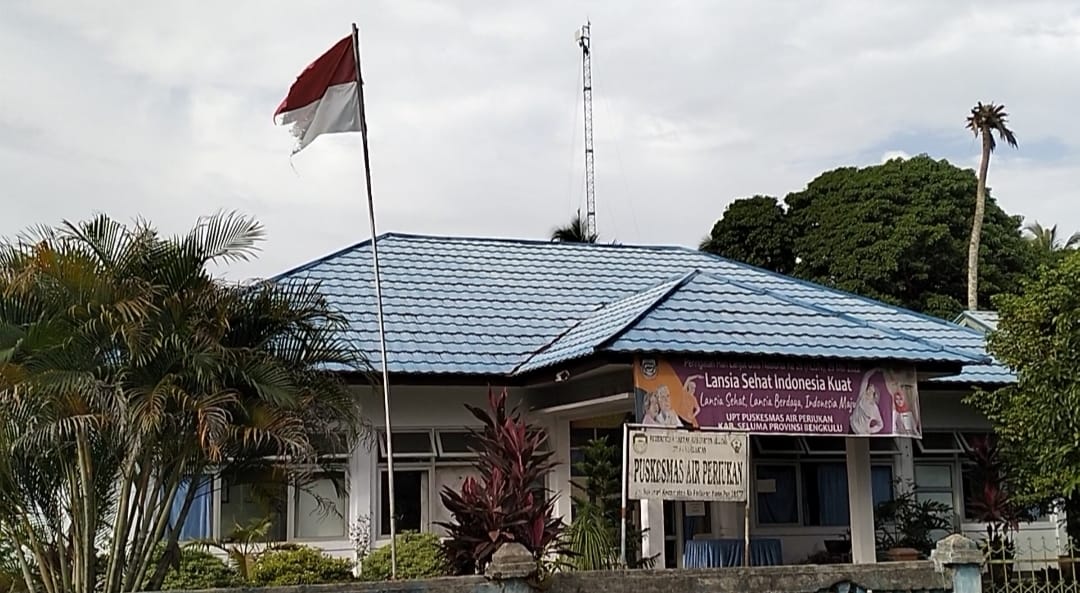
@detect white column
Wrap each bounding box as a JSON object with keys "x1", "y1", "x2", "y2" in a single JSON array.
[
  {"x1": 641, "y1": 498, "x2": 666, "y2": 567},
  {"x1": 896, "y1": 437, "x2": 915, "y2": 495},
  {"x1": 846, "y1": 437, "x2": 876, "y2": 564},
  {"x1": 549, "y1": 416, "x2": 573, "y2": 524}
]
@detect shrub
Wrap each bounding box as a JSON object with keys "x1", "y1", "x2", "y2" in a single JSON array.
[
  {"x1": 361, "y1": 532, "x2": 449, "y2": 581},
  {"x1": 250, "y1": 546, "x2": 353, "y2": 587},
  {"x1": 438, "y1": 389, "x2": 563, "y2": 575},
  {"x1": 161, "y1": 549, "x2": 240, "y2": 591}
]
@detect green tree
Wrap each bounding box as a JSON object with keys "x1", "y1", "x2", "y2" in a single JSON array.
[
  {"x1": 0, "y1": 213, "x2": 368, "y2": 593},
  {"x1": 699, "y1": 196, "x2": 795, "y2": 274},
  {"x1": 783, "y1": 155, "x2": 1034, "y2": 318},
  {"x1": 966, "y1": 102, "x2": 1018, "y2": 310},
  {"x1": 551, "y1": 210, "x2": 598, "y2": 243},
  {"x1": 970, "y1": 251, "x2": 1080, "y2": 539}
]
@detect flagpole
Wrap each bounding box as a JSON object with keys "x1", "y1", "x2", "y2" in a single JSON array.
[{"x1": 351, "y1": 22, "x2": 397, "y2": 580}]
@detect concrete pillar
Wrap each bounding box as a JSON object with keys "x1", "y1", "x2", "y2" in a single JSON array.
[
  {"x1": 548, "y1": 416, "x2": 573, "y2": 523},
  {"x1": 641, "y1": 498, "x2": 666, "y2": 567},
  {"x1": 896, "y1": 437, "x2": 915, "y2": 495},
  {"x1": 846, "y1": 437, "x2": 876, "y2": 564},
  {"x1": 931, "y1": 534, "x2": 985, "y2": 593}
]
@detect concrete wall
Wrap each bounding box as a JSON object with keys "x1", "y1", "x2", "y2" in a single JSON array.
[{"x1": 153, "y1": 561, "x2": 950, "y2": 593}]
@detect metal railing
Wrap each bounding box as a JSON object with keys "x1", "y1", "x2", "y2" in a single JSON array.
[{"x1": 984, "y1": 538, "x2": 1080, "y2": 593}]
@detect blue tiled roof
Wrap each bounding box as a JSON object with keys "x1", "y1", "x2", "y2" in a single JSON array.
[
  {"x1": 513, "y1": 274, "x2": 689, "y2": 374},
  {"x1": 925, "y1": 310, "x2": 1012, "y2": 386},
  {"x1": 604, "y1": 272, "x2": 982, "y2": 363},
  {"x1": 274, "y1": 233, "x2": 993, "y2": 377}
]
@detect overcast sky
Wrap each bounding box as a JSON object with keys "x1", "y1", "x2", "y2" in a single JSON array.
[{"x1": 3, "y1": 0, "x2": 1078, "y2": 279}]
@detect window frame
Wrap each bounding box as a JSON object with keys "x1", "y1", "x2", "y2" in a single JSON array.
[
  {"x1": 754, "y1": 462, "x2": 802, "y2": 527},
  {"x1": 376, "y1": 465, "x2": 432, "y2": 539},
  {"x1": 289, "y1": 467, "x2": 350, "y2": 541},
  {"x1": 752, "y1": 458, "x2": 898, "y2": 529},
  {"x1": 378, "y1": 429, "x2": 437, "y2": 459}
]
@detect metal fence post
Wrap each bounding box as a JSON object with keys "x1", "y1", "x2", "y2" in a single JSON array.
[{"x1": 932, "y1": 534, "x2": 985, "y2": 593}]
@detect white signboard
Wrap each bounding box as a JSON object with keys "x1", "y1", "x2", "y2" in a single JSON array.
[{"x1": 628, "y1": 428, "x2": 748, "y2": 502}]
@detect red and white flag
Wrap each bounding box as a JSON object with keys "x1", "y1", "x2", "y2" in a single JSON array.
[{"x1": 274, "y1": 35, "x2": 362, "y2": 154}]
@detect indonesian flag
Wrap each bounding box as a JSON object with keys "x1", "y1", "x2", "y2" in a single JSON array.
[{"x1": 274, "y1": 35, "x2": 362, "y2": 154}]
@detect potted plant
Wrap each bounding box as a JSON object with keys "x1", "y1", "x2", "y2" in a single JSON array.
[{"x1": 874, "y1": 490, "x2": 953, "y2": 561}]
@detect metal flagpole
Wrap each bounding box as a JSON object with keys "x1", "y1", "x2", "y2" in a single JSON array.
[
  {"x1": 743, "y1": 439, "x2": 752, "y2": 567},
  {"x1": 619, "y1": 422, "x2": 629, "y2": 567},
  {"x1": 351, "y1": 22, "x2": 397, "y2": 579}
]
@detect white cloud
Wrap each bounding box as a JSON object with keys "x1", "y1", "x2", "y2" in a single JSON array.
[{"x1": 3, "y1": 0, "x2": 1079, "y2": 278}]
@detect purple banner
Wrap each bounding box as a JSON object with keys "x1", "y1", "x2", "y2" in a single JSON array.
[{"x1": 633, "y1": 357, "x2": 921, "y2": 437}]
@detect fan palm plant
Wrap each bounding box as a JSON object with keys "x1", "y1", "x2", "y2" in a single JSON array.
[
  {"x1": 965, "y1": 102, "x2": 1018, "y2": 310},
  {"x1": 0, "y1": 212, "x2": 369, "y2": 593}
]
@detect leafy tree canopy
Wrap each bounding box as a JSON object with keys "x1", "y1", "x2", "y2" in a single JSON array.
[
  {"x1": 700, "y1": 155, "x2": 1037, "y2": 318},
  {"x1": 0, "y1": 213, "x2": 369, "y2": 593},
  {"x1": 699, "y1": 195, "x2": 794, "y2": 274},
  {"x1": 972, "y1": 251, "x2": 1080, "y2": 510}
]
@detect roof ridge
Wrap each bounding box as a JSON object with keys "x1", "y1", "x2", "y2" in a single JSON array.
[
  {"x1": 509, "y1": 271, "x2": 694, "y2": 375},
  {"x1": 692, "y1": 271, "x2": 988, "y2": 364}
]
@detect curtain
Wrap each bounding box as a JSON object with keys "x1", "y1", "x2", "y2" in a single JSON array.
[
  {"x1": 757, "y1": 466, "x2": 798, "y2": 524},
  {"x1": 169, "y1": 476, "x2": 212, "y2": 540},
  {"x1": 816, "y1": 463, "x2": 850, "y2": 526},
  {"x1": 871, "y1": 466, "x2": 894, "y2": 507}
]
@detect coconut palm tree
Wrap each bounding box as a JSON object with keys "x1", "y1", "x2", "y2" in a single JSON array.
[
  {"x1": 0, "y1": 213, "x2": 368, "y2": 593},
  {"x1": 966, "y1": 102, "x2": 1018, "y2": 310},
  {"x1": 550, "y1": 210, "x2": 598, "y2": 243},
  {"x1": 1023, "y1": 221, "x2": 1080, "y2": 254}
]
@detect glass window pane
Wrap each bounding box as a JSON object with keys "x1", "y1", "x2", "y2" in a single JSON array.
[
  {"x1": 802, "y1": 463, "x2": 849, "y2": 527},
  {"x1": 380, "y1": 470, "x2": 425, "y2": 536},
  {"x1": 871, "y1": 465, "x2": 894, "y2": 507},
  {"x1": 220, "y1": 469, "x2": 287, "y2": 542},
  {"x1": 294, "y1": 473, "x2": 347, "y2": 539},
  {"x1": 917, "y1": 491, "x2": 954, "y2": 511},
  {"x1": 388, "y1": 431, "x2": 434, "y2": 455},
  {"x1": 570, "y1": 428, "x2": 596, "y2": 448},
  {"x1": 756, "y1": 465, "x2": 798, "y2": 524},
  {"x1": 569, "y1": 448, "x2": 586, "y2": 477},
  {"x1": 917, "y1": 432, "x2": 961, "y2": 453},
  {"x1": 169, "y1": 476, "x2": 213, "y2": 541},
  {"x1": 915, "y1": 465, "x2": 953, "y2": 489},
  {"x1": 804, "y1": 437, "x2": 846, "y2": 453},
  {"x1": 438, "y1": 431, "x2": 480, "y2": 456}
]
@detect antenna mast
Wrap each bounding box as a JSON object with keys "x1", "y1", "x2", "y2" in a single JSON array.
[{"x1": 578, "y1": 21, "x2": 597, "y2": 238}]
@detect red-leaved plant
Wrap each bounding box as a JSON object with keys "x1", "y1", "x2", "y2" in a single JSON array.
[{"x1": 437, "y1": 388, "x2": 564, "y2": 575}]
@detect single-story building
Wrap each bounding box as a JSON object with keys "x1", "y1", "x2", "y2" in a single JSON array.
[{"x1": 170, "y1": 233, "x2": 1060, "y2": 566}]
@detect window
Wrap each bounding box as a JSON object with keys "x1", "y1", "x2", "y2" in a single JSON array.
[
  {"x1": 437, "y1": 430, "x2": 481, "y2": 458},
  {"x1": 220, "y1": 469, "x2": 288, "y2": 542},
  {"x1": 380, "y1": 469, "x2": 428, "y2": 537},
  {"x1": 168, "y1": 476, "x2": 213, "y2": 540},
  {"x1": 916, "y1": 432, "x2": 964, "y2": 455},
  {"x1": 756, "y1": 462, "x2": 893, "y2": 527},
  {"x1": 757, "y1": 464, "x2": 799, "y2": 524},
  {"x1": 569, "y1": 427, "x2": 620, "y2": 478},
  {"x1": 914, "y1": 464, "x2": 955, "y2": 511},
  {"x1": 293, "y1": 471, "x2": 347, "y2": 539},
  {"x1": 186, "y1": 465, "x2": 350, "y2": 543},
  {"x1": 379, "y1": 431, "x2": 436, "y2": 458}
]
